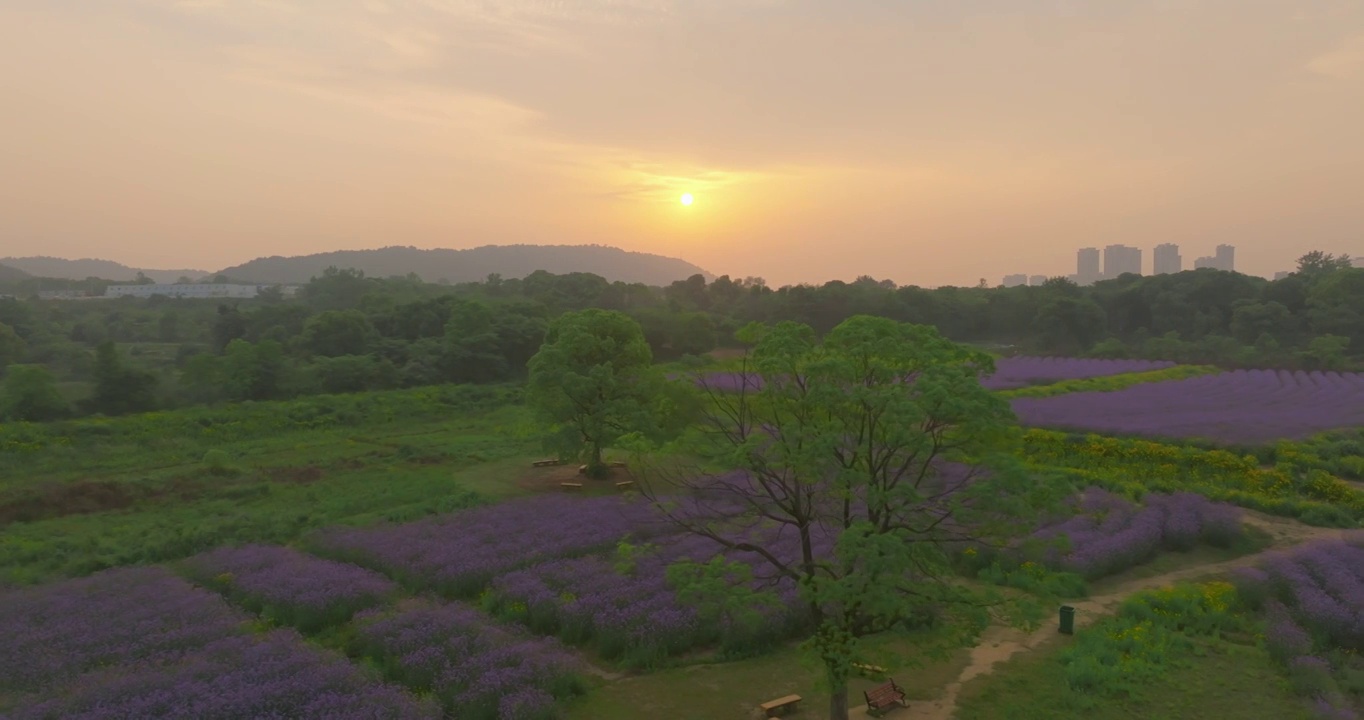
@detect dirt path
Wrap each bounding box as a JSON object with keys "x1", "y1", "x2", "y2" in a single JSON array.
[{"x1": 864, "y1": 511, "x2": 1350, "y2": 720}]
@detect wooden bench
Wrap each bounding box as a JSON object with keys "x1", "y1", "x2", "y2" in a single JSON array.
[
  {"x1": 609, "y1": 460, "x2": 627, "y2": 468},
  {"x1": 531, "y1": 459, "x2": 562, "y2": 467},
  {"x1": 758, "y1": 694, "x2": 801, "y2": 717},
  {"x1": 560, "y1": 482, "x2": 583, "y2": 491},
  {"x1": 864, "y1": 679, "x2": 906, "y2": 714},
  {"x1": 852, "y1": 662, "x2": 886, "y2": 676},
  {"x1": 614, "y1": 480, "x2": 634, "y2": 490}
]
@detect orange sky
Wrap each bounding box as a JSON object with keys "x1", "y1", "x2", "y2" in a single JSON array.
[{"x1": 1, "y1": 1, "x2": 1362, "y2": 286}]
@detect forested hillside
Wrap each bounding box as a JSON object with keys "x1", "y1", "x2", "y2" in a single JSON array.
[
  {"x1": 213, "y1": 244, "x2": 712, "y2": 286},
  {"x1": 0, "y1": 253, "x2": 1359, "y2": 422}
]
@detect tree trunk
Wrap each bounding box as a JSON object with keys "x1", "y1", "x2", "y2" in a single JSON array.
[
  {"x1": 828, "y1": 679, "x2": 850, "y2": 720},
  {"x1": 587, "y1": 442, "x2": 607, "y2": 479}
]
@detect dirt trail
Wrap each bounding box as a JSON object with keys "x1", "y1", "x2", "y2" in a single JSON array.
[{"x1": 862, "y1": 512, "x2": 1351, "y2": 720}]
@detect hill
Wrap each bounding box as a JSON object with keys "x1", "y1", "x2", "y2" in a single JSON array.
[
  {"x1": 0, "y1": 257, "x2": 207, "y2": 284},
  {"x1": 213, "y1": 244, "x2": 712, "y2": 286},
  {"x1": 0, "y1": 264, "x2": 31, "y2": 282}
]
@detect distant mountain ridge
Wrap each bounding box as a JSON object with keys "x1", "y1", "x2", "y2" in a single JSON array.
[
  {"x1": 0, "y1": 257, "x2": 207, "y2": 284},
  {"x1": 213, "y1": 245, "x2": 712, "y2": 286},
  {"x1": 0, "y1": 264, "x2": 31, "y2": 282}
]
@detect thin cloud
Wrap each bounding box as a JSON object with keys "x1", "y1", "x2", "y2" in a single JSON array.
[{"x1": 1305, "y1": 34, "x2": 1364, "y2": 79}]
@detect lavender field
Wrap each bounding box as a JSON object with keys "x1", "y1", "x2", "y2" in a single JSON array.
[
  {"x1": 0, "y1": 567, "x2": 436, "y2": 719},
  {"x1": 1028, "y1": 489, "x2": 1244, "y2": 579},
  {"x1": 1232, "y1": 536, "x2": 1364, "y2": 719},
  {"x1": 1012, "y1": 369, "x2": 1364, "y2": 444},
  {"x1": 180, "y1": 544, "x2": 399, "y2": 632},
  {"x1": 696, "y1": 356, "x2": 1176, "y2": 394}
]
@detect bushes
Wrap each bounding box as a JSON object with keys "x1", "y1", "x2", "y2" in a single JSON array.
[{"x1": 1060, "y1": 583, "x2": 1243, "y2": 698}]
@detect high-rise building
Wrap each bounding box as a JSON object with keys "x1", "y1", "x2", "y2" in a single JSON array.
[
  {"x1": 1153, "y1": 243, "x2": 1182, "y2": 274},
  {"x1": 1215, "y1": 244, "x2": 1235, "y2": 272},
  {"x1": 1076, "y1": 247, "x2": 1101, "y2": 285},
  {"x1": 1001, "y1": 274, "x2": 1028, "y2": 287},
  {"x1": 1274, "y1": 271, "x2": 1291, "y2": 281},
  {"x1": 1029, "y1": 275, "x2": 1048, "y2": 286},
  {"x1": 1194, "y1": 256, "x2": 1216, "y2": 269},
  {"x1": 1103, "y1": 244, "x2": 1142, "y2": 279}
]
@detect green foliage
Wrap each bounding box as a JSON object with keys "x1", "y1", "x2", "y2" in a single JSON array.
[
  {"x1": 201, "y1": 449, "x2": 236, "y2": 476},
  {"x1": 0, "y1": 322, "x2": 25, "y2": 369},
  {"x1": 643, "y1": 314, "x2": 1068, "y2": 713},
  {"x1": 527, "y1": 309, "x2": 658, "y2": 478},
  {"x1": 0, "y1": 364, "x2": 70, "y2": 422},
  {"x1": 85, "y1": 341, "x2": 157, "y2": 415},
  {"x1": 998, "y1": 364, "x2": 1219, "y2": 399},
  {"x1": 1061, "y1": 582, "x2": 1242, "y2": 700}
]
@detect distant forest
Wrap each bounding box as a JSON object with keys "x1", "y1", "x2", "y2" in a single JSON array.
[{"x1": 0, "y1": 251, "x2": 1359, "y2": 422}]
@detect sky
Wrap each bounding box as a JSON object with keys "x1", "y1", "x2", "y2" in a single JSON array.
[{"x1": 1, "y1": 1, "x2": 1362, "y2": 287}]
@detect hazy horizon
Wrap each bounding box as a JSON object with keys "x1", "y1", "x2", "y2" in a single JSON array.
[{"x1": 2, "y1": 1, "x2": 1362, "y2": 287}]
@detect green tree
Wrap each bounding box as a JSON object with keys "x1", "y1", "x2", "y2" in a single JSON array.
[
  {"x1": 222, "y1": 339, "x2": 287, "y2": 401},
  {"x1": 1299, "y1": 334, "x2": 1351, "y2": 371},
  {"x1": 87, "y1": 341, "x2": 158, "y2": 415},
  {"x1": 0, "y1": 322, "x2": 25, "y2": 370},
  {"x1": 302, "y1": 310, "x2": 376, "y2": 358},
  {"x1": 636, "y1": 316, "x2": 1061, "y2": 720},
  {"x1": 443, "y1": 300, "x2": 508, "y2": 382},
  {"x1": 1032, "y1": 296, "x2": 1107, "y2": 354},
  {"x1": 527, "y1": 309, "x2": 657, "y2": 478},
  {"x1": 0, "y1": 364, "x2": 70, "y2": 421}
]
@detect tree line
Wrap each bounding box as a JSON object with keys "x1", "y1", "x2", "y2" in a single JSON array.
[{"x1": 0, "y1": 252, "x2": 1359, "y2": 422}]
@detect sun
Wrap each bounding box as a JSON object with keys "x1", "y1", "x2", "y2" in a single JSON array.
[{"x1": 679, "y1": 193, "x2": 694, "y2": 206}]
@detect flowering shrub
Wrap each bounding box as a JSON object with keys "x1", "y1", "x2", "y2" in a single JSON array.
[
  {"x1": 5, "y1": 630, "x2": 440, "y2": 720},
  {"x1": 309, "y1": 494, "x2": 668, "y2": 598},
  {"x1": 0, "y1": 566, "x2": 247, "y2": 696},
  {"x1": 1233, "y1": 538, "x2": 1364, "y2": 717},
  {"x1": 349, "y1": 599, "x2": 586, "y2": 719},
  {"x1": 485, "y1": 532, "x2": 812, "y2": 666},
  {"x1": 181, "y1": 544, "x2": 398, "y2": 632},
  {"x1": 1011, "y1": 368, "x2": 1364, "y2": 445},
  {"x1": 1022, "y1": 430, "x2": 1364, "y2": 524},
  {"x1": 1061, "y1": 582, "x2": 1243, "y2": 697},
  {"x1": 1028, "y1": 489, "x2": 1244, "y2": 580}
]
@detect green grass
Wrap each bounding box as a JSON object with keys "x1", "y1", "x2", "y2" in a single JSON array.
[
  {"x1": 0, "y1": 386, "x2": 545, "y2": 586},
  {"x1": 564, "y1": 629, "x2": 969, "y2": 720},
  {"x1": 998, "y1": 364, "x2": 1219, "y2": 399},
  {"x1": 953, "y1": 633, "x2": 1312, "y2": 720}
]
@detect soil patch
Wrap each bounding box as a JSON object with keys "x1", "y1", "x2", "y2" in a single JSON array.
[
  {"x1": 0, "y1": 480, "x2": 136, "y2": 524},
  {"x1": 264, "y1": 465, "x2": 326, "y2": 484},
  {"x1": 517, "y1": 463, "x2": 637, "y2": 493}
]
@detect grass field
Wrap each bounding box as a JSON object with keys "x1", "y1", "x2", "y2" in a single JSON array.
[
  {"x1": 1, "y1": 379, "x2": 1354, "y2": 718},
  {"x1": 953, "y1": 633, "x2": 1312, "y2": 720}
]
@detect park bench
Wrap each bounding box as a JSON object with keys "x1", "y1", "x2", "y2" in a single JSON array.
[
  {"x1": 614, "y1": 480, "x2": 634, "y2": 490},
  {"x1": 531, "y1": 459, "x2": 562, "y2": 467},
  {"x1": 560, "y1": 482, "x2": 583, "y2": 491},
  {"x1": 609, "y1": 460, "x2": 627, "y2": 468},
  {"x1": 864, "y1": 679, "x2": 907, "y2": 714},
  {"x1": 852, "y1": 662, "x2": 886, "y2": 676},
  {"x1": 758, "y1": 694, "x2": 801, "y2": 717}
]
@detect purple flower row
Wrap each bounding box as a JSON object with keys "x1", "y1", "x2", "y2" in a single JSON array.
[
  {"x1": 487, "y1": 528, "x2": 818, "y2": 664},
  {"x1": 308, "y1": 495, "x2": 669, "y2": 598},
  {"x1": 349, "y1": 599, "x2": 586, "y2": 720},
  {"x1": 180, "y1": 544, "x2": 398, "y2": 632},
  {"x1": 0, "y1": 566, "x2": 248, "y2": 695},
  {"x1": 1233, "y1": 537, "x2": 1364, "y2": 652},
  {"x1": 1029, "y1": 489, "x2": 1244, "y2": 579},
  {"x1": 0, "y1": 567, "x2": 435, "y2": 719},
  {"x1": 1011, "y1": 369, "x2": 1364, "y2": 444},
  {"x1": 6, "y1": 630, "x2": 440, "y2": 720}
]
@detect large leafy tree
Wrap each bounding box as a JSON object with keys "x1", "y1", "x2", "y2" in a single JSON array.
[
  {"x1": 527, "y1": 309, "x2": 658, "y2": 478},
  {"x1": 636, "y1": 315, "x2": 1063, "y2": 720},
  {"x1": 87, "y1": 341, "x2": 158, "y2": 415},
  {"x1": 0, "y1": 364, "x2": 70, "y2": 422}
]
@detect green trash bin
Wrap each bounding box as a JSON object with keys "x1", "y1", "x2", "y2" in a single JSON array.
[{"x1": 1059, "y1": 605, "x2": 1076, "y2": 634}]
